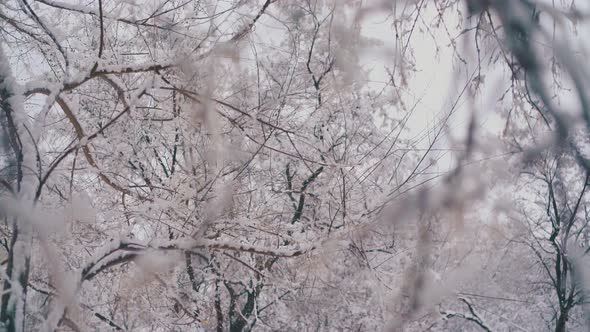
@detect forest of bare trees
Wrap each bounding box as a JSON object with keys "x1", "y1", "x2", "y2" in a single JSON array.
[{"x1": 2, "y1": 0, "x2": 590, "y2": 331}]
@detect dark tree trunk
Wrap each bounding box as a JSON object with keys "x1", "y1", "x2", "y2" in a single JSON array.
[{"x1": 555, "y1": 309, "x2": 569, "y2": 332}]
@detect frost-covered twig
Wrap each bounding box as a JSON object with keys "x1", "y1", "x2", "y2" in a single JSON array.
[{"x1": 441, "y1": 297, "x2": 493, "y2": 332}]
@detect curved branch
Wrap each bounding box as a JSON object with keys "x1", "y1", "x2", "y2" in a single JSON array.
[{"x1": 26, "y1": 89, "x2": 137, "y2": 200}]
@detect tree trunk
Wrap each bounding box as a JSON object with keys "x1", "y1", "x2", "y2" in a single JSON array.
[
  {"x1": 0, "y1": 43, "x2": 32, "y2": 332},
  {"x1": 555, "y1": 309, "x2": 569, "y2": 332}
]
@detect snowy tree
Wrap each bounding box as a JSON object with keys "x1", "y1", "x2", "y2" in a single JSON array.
[{"x1": 2, "y1": 0, "x2": 590, "y2": 331}]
